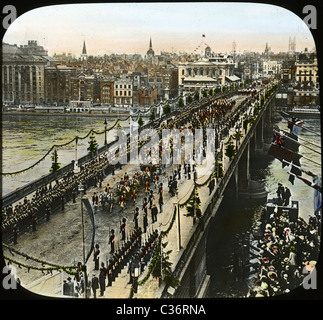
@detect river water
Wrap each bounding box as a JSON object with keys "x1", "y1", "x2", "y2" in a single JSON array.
[{"x1": 1, "y1": 114, "x2": 131, "y2": 197}]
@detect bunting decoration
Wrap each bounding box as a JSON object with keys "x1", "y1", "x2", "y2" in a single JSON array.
[{"x1": 268, "y1": 131, "x2": 302, "y2": 185}]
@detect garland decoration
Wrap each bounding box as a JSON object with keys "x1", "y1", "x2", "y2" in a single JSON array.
[
  {"x1": 3, "y1": 243, "x2": 78, "y2": 275},
  {"x1": 1, "y1": 119, "x2": 120, "y2": 176}
]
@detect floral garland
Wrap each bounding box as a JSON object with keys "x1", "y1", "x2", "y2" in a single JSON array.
[
  {"x1": 3, "y1": 243, "x2": 78, "y2": 275},
  {"x1": 1, "y1": 119, "x2": 120, "y2": 176},
  {"x1": 136, "y1": 206, "x2": 178, "y2": 287}
]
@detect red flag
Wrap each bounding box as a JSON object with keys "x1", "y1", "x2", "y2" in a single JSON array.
[
  {"x1": 268, "y1": 143, "x2": 294, "y2": 162},
  {"x1": 202, "y1": 34, "x2": 205, "y2": 37}
]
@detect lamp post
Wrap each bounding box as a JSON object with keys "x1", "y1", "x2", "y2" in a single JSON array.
[
  {"x1": 104, "y1": 118, "x2": 107, "y2": 147},
  {"x1": 78, "y1": 183, "x2": 88, "y2": 298}
]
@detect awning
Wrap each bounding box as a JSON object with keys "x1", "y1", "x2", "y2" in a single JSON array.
[{"x1": 225, "y1": 75, "x2": 240, "y2": 82}]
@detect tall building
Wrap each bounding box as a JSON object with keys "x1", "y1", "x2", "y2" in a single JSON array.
[
  {"x1": 288, "y1": 36, "x2": 296, "y2": 54},
  {"x1": 114, "y1": 78, "x2": 133, "y2": 107},
  {"x1": 177, "y1": 50, "x2": 235, "y2": 94},
  {"x1": 2, "y1": 42, "x2": 48, "y2": 105}
]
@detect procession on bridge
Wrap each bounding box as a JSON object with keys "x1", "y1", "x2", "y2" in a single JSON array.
[{"x1": 2, "y1": 79, "x2": 320, "y2": 299}]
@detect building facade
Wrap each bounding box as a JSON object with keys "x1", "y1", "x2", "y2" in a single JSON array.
[
  {"x1": 44, "y1": 65, "x2": 76, "y2": 105},
  {"x1": 114, "y1": 78, "x2": 133, "y2": 107},
  {"x1": 178, "y1": 53, "x2": 235, "y2": 94},
  {"x1": 2, "y1": 43, "x2": 47, "y2": 105}
]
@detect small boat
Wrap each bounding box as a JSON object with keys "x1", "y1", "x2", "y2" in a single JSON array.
[{"x1": 289, "y1": 106, "x2": 320, "y2": 119}]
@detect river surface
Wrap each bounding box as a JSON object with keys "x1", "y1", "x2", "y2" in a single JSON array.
[{"x1": 1, "y1": 114, "x2": 132, "y2": 197}]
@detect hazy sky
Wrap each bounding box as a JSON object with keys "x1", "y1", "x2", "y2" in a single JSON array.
[{"x1": 3, "y1": 2, "x2": 315, "y2": 56}]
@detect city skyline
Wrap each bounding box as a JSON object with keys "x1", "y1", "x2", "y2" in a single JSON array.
[{"x1": 3, "y1": 2, "x2": 316, "y2": 56}]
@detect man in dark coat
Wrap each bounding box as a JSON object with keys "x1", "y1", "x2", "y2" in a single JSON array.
[
  {"x1": 99, "y1": 262, "x2": 107, "y2": 297},
  {"x1": 283, "y1": 187, "x2": 291, "y2": 206},
  {"x1": 151, "y1": 204, "x2": 158, "y2": 223},
  {"x1": 120, "y1": 218, "x2": 126, "y2": 241},
  {"x1": 93, "y1": 244, "x2": 100, "y2": 271},
  {"x1": 133, "y1": 207, "x2": 139, "y2": 229},
  {"x1": 143, "y1": 212, "x2": 148, "y2": 233},
  {"x1": 109, "y1": 229, "x2": 115, "y2": 254},
  {"x1": 91, "y1": 274, "x2": 99, "y2": 298}
]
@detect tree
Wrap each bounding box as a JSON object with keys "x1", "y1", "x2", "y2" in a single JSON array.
[
  {"x1": 163, "y1": 103, "x2": 171, "y2": 115},
  {"x1": 87, "y1": 131, "x2": 98, "y2": 154},
  {"x1": 152, "y1": 241, "x2": 180, "y2": 288},
  {"x1": 243, "y1": 118, "x2": 249, "y2": 133},
  {"x1": 194, "y1": 91, "x2": 200, "y2": 101},
  {"x1": 138, "y1": 115, "x2": 144, "y2": 127},
  {"x1": 50, "y1": 149, "x2": 61, "y2": 173},
  {"x1": 225, "y1": 142, "x2": 236, "y2": 161},
  {"x1": 150, "y1": 109, "x2": 156, "y2": 121},
  {"x1": 187, "y1": 95, "x2": 193, "y2": 104},
  {"x1": 178, "y1": 97, "x2": 184, "y2": 108},
  {"x1": 208, "y1": 88, "x2": 214, "y2": 96},
  {"x1": 185, "y1": 188, "x2": 202, "y2": 219}
]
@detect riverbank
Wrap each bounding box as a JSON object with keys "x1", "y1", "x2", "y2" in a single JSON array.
[{"x1": 2, "y1": 111, "x2": 130, "y2": 118}]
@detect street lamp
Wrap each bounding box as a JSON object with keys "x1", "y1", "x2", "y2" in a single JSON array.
[
  {"x1": 104, "y1": 118, "x2": 107, "y2": 146},
  {"x1": 78, "y1": 183, "x2": 88, "y2": 298}
]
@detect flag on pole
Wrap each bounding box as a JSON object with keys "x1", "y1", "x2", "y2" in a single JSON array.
[
  {"x1": 268, "y1": 143, "x2": 294, "y2": 163},
  {"x1": 202, "y1": 34, "x2": 205, "y2": 37},
  {"x1": 292, "y1": 120, "x2": 304, "y2": 135},
  {"x1": 289, "y1": 173, "x2": 322, "y2": 193}
]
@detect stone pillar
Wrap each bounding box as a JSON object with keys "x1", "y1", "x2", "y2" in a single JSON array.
[
  {"x1": 255, "y1": 117, "x2": 264, "y2": 151},
  {"x1": 238, "y1": 142, "x2": 250, "y2": 191}
]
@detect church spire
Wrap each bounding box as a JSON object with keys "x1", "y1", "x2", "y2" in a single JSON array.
[
  {"x1": 146, "y1": 37, "x2": 155, "y2": 59},
  {"x1": 82, "y1": 40, "x2": 87, "y2": 55},
  {"x1": 81, "y1": 40, "x2": 87, "y2": 60}
]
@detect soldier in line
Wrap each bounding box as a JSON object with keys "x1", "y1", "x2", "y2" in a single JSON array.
[
  {"x1": 109, "y1": 229, "x2": 115, "y2": 254},
  {"x1": 133, "y1": 207, "x2": 139, "y2": 229},
  {"x1": 93, "y1": 243, "x2": 100, "y2": 271},
  {"x1": 120, "y1": 218, "x2": 126, "y2": 241},
  {"x1": 151, "y1": 204, "x2": 158, "y2": 223}
]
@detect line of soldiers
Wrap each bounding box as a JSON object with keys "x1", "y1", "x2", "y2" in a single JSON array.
[{"x1": 2, "y1": 153, "x2": 114, "y2": 243}]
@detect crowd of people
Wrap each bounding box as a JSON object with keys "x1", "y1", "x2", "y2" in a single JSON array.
[
  {"x1": 1, "y1": 154, "x2": 112, "y2": 242},
  {"x1": 248, "y1": 191, "x2": 321, "y2": 297}
]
